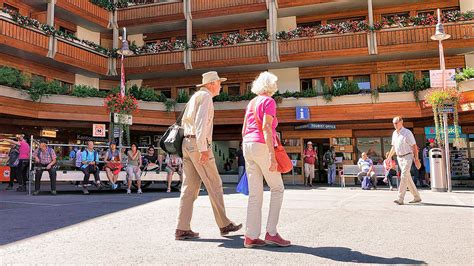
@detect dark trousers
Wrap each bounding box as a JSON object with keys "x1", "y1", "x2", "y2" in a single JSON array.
[
  {"x1": 35, "y1": 166, "x2": 57, "y2": 191},
  {"x1": 82, "y1": 166, "x2": 100, "y2": 185},
  {"x1": 9, "y1": 166, "x2": 17, "y2": 186},
  {"x1": 16, "y1": 159, "x2": 29, "y2": 187},
  {"x1": 386, "y1": 169, "x2": 397, "y2": 187}
]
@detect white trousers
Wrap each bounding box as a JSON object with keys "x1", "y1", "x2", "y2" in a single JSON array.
[
  {"x1": 243, "y1": 142, "x2": 284, "y2": 239},
  {"x1": 397, "y1": 156, "x2": 421, "y2": 201}
]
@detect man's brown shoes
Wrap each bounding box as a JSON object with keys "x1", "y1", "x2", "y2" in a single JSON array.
[
  {"x1": 175, "y1": 229, "x2": 200, "y2": 240},
  {"x1": 220, "y1": 223, "x2": 243, "y2": 236}
]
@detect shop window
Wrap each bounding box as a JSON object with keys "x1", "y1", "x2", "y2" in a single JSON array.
[
  {"x1": 328, "y1": 17, "x2": 366, "y2": 24},
  {"x1": 3, "y1": 3, "x2": 19, "y2": 13},
  {"x1": 354, "y1": 75, "x2": 371, "y2": 92},
  {"x1": 297, "y1": 21, "x2": 322, "y2": 28},
  {"x1": 227, "y1": 84, "x2": 240, "y2": 96},
  {"x1": 301, "y1": 78, "x2": 325, "y2": 94},
  {"x1": 156, "y1": 88, "x2": 171, "y2": 98},
  {"x1": 417, "y1": 10, "x2": 435, "y2": 17},
  {"x1": 245, "y1": 82, "x2": 253, "y2": 93},
  {"x1": 387, "y1": 73, "x2": 402, "y2": 86},
  {"x1": 208, "y1": 30, "x2": 239, "y2": 38},
  {"x1": 244, "y1": 28, "x2": 266, "y2": 34},
  {"x1": 31, "y1": 74, "x2": 46, "y2": 82},
  {"x1": 59, "y1": 26, "x2": 75, "y2": 36},
  {"x1": 332, "y1": 76, "x2": 348, "y2": 89},
  {"x1": 56, "y1": 80, "x2": 73, "y2": 91},
  {"x1": 356, "y1": 138, "x2": 383, "y2": 164},
  {"x1": 332, "y1": 137, "x2": 351, "y2": 146},
  {"x1": 382, "y1": 12, "x2": 410, "y2": 21}
]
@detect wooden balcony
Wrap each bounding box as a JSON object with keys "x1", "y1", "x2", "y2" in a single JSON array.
[
  {"x1": 377, "y1": 22, "x2": 474, "y2": 54},
  {"x1": 191, "y1": 0, "x2": 267, "y2": 19},
  {"x1": 192, "y1": 42, "x2": 268, "y2": 68},
  {"x1": 55, "y1": 0, "x2": 109, "y2": 29},
  {"x1": 117, "y1": 1, "x2": 184, "y2": 27},
  {"x1": 55, "y1": 39, "x2": 109, "y2": 75},
  {"x1": 0, "y1": 16, "x2": 49, "y2": 57},
  {"x1": 279, "y1": 32, "x2": 368, "y2": 62},
  {"x1": 123, "y1": 51, "x2": 185, "y2": 74}
]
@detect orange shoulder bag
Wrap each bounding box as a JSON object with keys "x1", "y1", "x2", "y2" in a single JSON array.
[{"x1": 250, "y1": 98, "x2": 293, "y2": 174}]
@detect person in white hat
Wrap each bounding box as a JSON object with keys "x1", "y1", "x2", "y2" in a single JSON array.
[
  {"x1": 175, "y1": 71, "x2": 242, "y2": 240},
  {"x1": 303, "y1": 141, "x2": 317, "y2": 187}
]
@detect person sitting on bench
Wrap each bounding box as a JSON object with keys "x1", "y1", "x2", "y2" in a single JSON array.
[
  {"x1": 357, "y1": 152, "x2": 377, "y2": 189},
  {"x1": 81, "y1": 141, "x2": 102, "y2": 194},
  {"x1": 33, "y1": 138, "x2": 57, "y2": 195}
]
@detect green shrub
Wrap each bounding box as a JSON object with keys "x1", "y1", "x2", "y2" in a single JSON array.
[
  {"x1": 72, "y1": 85, "x2": 107, "y2": 98},
  {"x1": 455, "y1": 67, "x2": 474, "y2": 82},
  {"x1": 176, "y1": 90, "x2": 190, "y2": 103},
  {"x1": 332, "y1": 80, "x2": 360, "y2": 96},
  {"x1": 214, "y1": 92, "x2": 230, "y2": 102},
  {"x1": 0, "y1": 67, "x2": 26, "y2": 89}
]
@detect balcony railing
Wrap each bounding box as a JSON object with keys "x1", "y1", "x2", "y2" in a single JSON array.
[
  {"x1": 56, "y1": 0, "x2": 109, "y2": 27},
  {"x1": 55, "y1": 39, "x2": 109, "y2": 75},
  {"x1": 279, "y1": 32, "x2": 368, "y2": 57},
  {"x1": 0, "y1": 17, "x2": 49, "y2": 55},
  {"x1": 117, "y1": 1, "x2": 184, "y2": 25},
  {"x1": 377, "y1": 22, "x2": 474, "y2": 47},
  {"x1": 191, "y1": 0, "x2": 266, "y2": 12},
  {"x1": 192, "y1": 42, "x2": 267, "y2": 64},
  {"x1": 124, "y1": 51, "x2": 184, "y2": 73}
]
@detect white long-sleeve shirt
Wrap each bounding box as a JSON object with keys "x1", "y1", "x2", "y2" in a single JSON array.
[{"x1": 181, "y1": 88, "x2": 214, "y2": 152}]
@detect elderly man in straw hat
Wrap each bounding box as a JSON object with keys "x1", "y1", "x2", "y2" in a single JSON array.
[{"x1": 175, "y1": 71, "x2": 242, "y2": 240}]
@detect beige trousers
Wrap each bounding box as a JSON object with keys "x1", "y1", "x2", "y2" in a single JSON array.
[
  {"x1": 397, "y1": 155, "x2": 421, "y2": 201},
  {"x1": 243, "y1": 142, "x2": 284, "y2": 239},
  {"x1": 176, "y1": 138, "x2": 232, "y2": 230},
  {"x1": 304, "y1": 163, "x2": 315, "y2": 181}
]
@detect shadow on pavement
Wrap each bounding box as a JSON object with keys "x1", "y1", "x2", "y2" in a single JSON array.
[
  {"x1": 193, "y1": 236, "x2": 426, "y2": 264},
  {"x1": 420, "y1": 202, "x2": 474, "y2": 209}
]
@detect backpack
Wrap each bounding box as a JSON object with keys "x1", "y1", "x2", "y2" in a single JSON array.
[
  {"x1": 8, "y1": 147, "x2": 20, "y2": 167},
  {"x1": 361, "y1": 175, "x2": 372, "y2": 190},
  {"x1": 324, "y1": 151, "x2": 334, "y2": 165}
]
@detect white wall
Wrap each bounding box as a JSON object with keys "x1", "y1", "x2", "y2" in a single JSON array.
[
  {"x1": 268, "y1": 67, "x2": 300, "y2": 93},
  {"x1": 460, "y1": 0, "x2": 474, "y2": 12},
  {"x1": 127, "y1": 79, "x2": 143, "y2": 88},
  {"x1": 76, "y1": 26, "x2": 100, "y2": 45},
  {"x1": 75, "y1": 74, "x2": 99, "y2": 88},
  {"x1": 128, "y1": 34, "x2": 144, "y2": 47},
  {"x1": 277, "y1": 16, "x2": 297, "y2": 32},
  {"x1": 465, "y1": 54, "x2": 474, "y2": 68}
]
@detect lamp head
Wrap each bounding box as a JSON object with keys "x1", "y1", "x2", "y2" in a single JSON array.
[
  {"x1": 117, "y1": 39, "x2": 134, "y2": 56},
  {"x1": 431, "y1": 8, "x2": 451, "y2": 41}
]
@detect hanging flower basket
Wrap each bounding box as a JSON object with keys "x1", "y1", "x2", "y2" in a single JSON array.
[
  {"x1": 424, "y1": 88, "x2": 462, "y2": 146},
  {"x1": 104, "y1": 93, "x2": 139, "y2": 115}
]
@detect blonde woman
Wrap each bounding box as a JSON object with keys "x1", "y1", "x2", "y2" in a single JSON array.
[{"x1": 241, "y1": 72, "x2": 290, "y2": 248}]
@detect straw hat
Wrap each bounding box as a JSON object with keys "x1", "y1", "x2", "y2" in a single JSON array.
[{"x1": 196, "y1": 71, "x2": 227, "y2": 87}]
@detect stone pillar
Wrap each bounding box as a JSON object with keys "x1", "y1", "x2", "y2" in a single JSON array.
[
  {"x1": 46, "y1": 0, "x2": 56, "y2": 58},
  {"x1": 266, "y1": 0, "x2": 279, "y2": 63},
  {"x1": 367, "y1": 0, "x2": 378, "y2": 55},
  {"x1": 184, "y1": 0, "x2": 193, "y2": 70}
]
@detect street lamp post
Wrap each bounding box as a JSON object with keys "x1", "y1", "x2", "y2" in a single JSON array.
[
  {"x1": 431, "y1": 9, "x2": 452, "y2": 192},
  {"x1": 115, "y1": 27, "x2": 133, "y2": 150}
]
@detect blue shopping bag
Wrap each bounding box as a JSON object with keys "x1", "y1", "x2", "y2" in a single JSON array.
[{"x1": 236, "y1": 172, "x2": 249, "y2": 196}]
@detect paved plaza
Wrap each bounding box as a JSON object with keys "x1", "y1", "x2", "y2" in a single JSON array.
[{"x1": 1, "y1": 185, "x2": 473, "y2": 265}]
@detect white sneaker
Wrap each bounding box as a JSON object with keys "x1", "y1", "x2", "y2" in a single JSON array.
[
  {"x1": 137, "y1": 189, "x2": 142, "y2": 194},
  {"x1": 126, "y1": 189, "x2": 131, "y2": 194}
]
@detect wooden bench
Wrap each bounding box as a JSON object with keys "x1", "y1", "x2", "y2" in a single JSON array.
[{"x1": 341, "y1": 165, "x2": 398, "y2": 188}]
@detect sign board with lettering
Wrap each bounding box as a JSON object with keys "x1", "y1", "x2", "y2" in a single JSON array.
[
  {"x1": 429, "y1": 69, "x2": 456, "y2": 88},
  {"x1": 295, "y1": 123, "x2": 336, "y2": 130},
  {"x1": 40, "y1": 130, "x2": 57, "y2": 138},
  {"x1": 114, "y1": 113, "x2": 133, "y2": 125},
  {"x1": 296, "y1": 106, "x2": 310, "y2": 120},
  {"x1": 93, "y1": 124, "x2": 106, "y2": 137}
]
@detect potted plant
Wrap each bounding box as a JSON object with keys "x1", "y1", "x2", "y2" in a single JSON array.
[{"x1": 424, "y1": 87, "x2": 462, "y2": 145}]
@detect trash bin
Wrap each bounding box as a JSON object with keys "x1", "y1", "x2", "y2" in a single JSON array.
[{"x1": 429, "y1": 148, "x2": 447, "y2": 192}]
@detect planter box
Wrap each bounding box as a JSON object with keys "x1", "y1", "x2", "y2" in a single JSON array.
[{"x1": 459, "y1": 79, "x2": 474, "y2": 91}]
